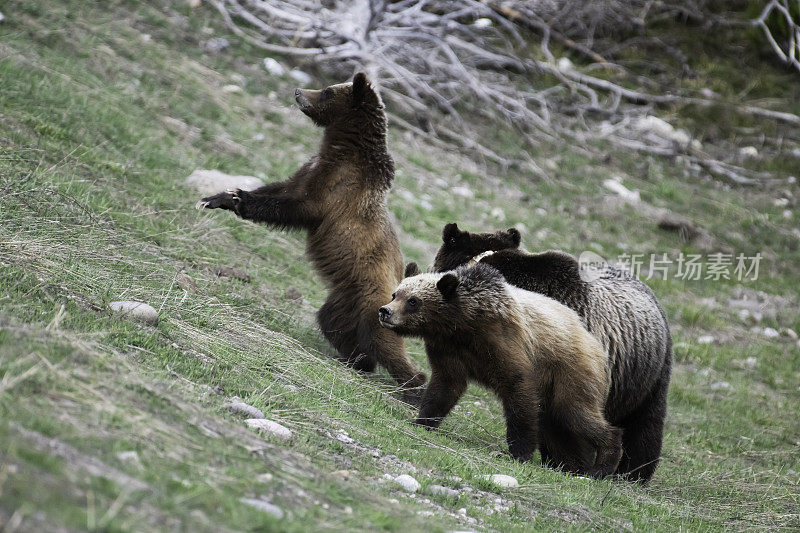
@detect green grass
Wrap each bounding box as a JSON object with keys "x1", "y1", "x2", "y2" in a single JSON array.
[{"x1": 1, "y1": 0, "x2": 799, "y2": 531}]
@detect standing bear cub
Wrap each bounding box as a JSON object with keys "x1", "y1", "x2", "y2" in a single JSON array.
[
  {"x1": 379, "y1": 262, "x2": 623, "y2": 478},
  {"x1": 197, "y1": 73, "x2": 426, "y2": 403},
  {"x1": 434, "y1": 223, "x2": 672, "y2": 482}
]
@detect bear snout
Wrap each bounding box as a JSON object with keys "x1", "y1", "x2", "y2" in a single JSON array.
[{"x1": 378, "y1": 306, "x2": 392, "y2": 322}]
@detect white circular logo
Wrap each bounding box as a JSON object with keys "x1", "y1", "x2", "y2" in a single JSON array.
[{"x1": 578, "y1": 251, "x2": 608, "y2": 283}]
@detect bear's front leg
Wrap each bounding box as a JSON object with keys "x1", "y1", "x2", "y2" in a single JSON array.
[
  {"x1": 414, "y1": 364, "x2": 467, "y2": 429},
  {"x1": 196, "y1": 189, "x2": 239, "y2": 211}
]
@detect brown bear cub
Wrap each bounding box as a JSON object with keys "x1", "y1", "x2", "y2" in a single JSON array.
[
  {"x1": 379, "y1": 262, "x2": 623, "y2": 478},
  {"x1": 197, "y1": 73, "x2": 426, "y2": 403},
  {"x1": 434, "y1": 223, "x2": 672, "y2": 483}
]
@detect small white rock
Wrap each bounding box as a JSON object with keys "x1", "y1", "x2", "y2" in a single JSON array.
[
  {"x1": 0, "y1": 12, "x2": 6, "y2": 23},
  {"x1": 288, "y1": 69, "x2": 312, "y2": 85},
  {"x1": 481, "y1": 474, "x2": 519, "y2": 489},
  {"x1": 700, "y1": 88, "x2": 718, "y2": 99},
  {"x1": 784, "y1": 328, "x2": 798, "y2": 340},
  {"x1": 472, "y1": 17, "x2": 492, "y2": 28},
  {"x1": 740, "y1": 146, "x2": 759, "y2": 159},
  {"x1": 603, "y1": 178, "x2": 640, "y2": 203},
  {"x1": 763, "y1": 327, "x2": 780, "y2": 338},
  {"x1": 226, "y1": 401, "x2": 264, "y2": 419},
  {"x1": 783, "y1": 210, "x2": 792, "y2": 220},
  {"x1": 334, "y1": 430, "x2": 354, "y2": 444},
  {"x1": 490, "y1": 207, "x2": 506, "y2": 221},
  {"x1": 394, "y1": 474, "x2": 421, "y2": 493},
  {"x1": 245, "y1": 419, "x2": 292, "y2": 440},
  {"x1": 109, "y1": 301, "x2": 158, "y2": 325},
  {"x1": 697, "y1": 335, "x2": 715, "y2": 345},
  {"x1": 240, "y1": 498, "x2": 284, "y2": 519},
  {"x1": 262, "y1": 57, "x2": 285, "y2": 76},
  {"x1": 428, "y1": 484, "x2": 459, "y2": 498},
  {"x1": 452, "y1": 186, "x2": 474, "y2": 199},
  {"x1": 116, "y1": 451, "x2": 142, "y2": 470},
  {"x1": 222, "y1": 84, "x2": 242, "y2": 93},
  {"x1": 745, "y1": 356, "x2": 758, "y2": 370},
  {"x1": 557, "y1": 57, "x2": 573, "y2": 71},
  {"x1": 710, "y1": 381, "x2": 731, "y2": 390}
]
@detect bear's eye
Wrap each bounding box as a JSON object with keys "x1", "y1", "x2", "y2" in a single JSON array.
[
  {"x1": 391, "y1": 293, "x2": 396, "y2": 300},
  {"x1": 448, "y1": 237, "x2": 457, "y2": 245},
  {"x1": 320, "y1": 88, "x2": 333, "y2": 101},
  {"x1": 407, "y1": 297, "x2": 420, "y2": 309}
]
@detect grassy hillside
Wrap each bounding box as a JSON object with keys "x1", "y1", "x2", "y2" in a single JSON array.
[{"x1": 1, "y1": 1, "x2": 798, "y2": 531}]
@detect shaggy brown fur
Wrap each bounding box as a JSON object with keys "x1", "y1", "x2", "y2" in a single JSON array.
[
  {"x1": 433, "y1": 223, "x2": 672, "y2": 482},
  {"x1": 197, "y1": 73, "x2": 426, "y2": 402},
  {"x1": 379, "y1": 262, "x2": 623, "y2": 478}
]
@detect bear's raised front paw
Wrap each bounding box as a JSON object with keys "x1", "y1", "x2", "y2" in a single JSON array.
[{"x1": 196, "y1": 190, "x2": 239, "y2": 211}]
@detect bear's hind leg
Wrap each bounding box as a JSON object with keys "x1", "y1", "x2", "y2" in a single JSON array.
[
  {"x1": 318, "y1": 295, "x2": 377, "y2": 372},
  {"x1": 616, "y1": 369, "x2": 670, "y2": 483}
]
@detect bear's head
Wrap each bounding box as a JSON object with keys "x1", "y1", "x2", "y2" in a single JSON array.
[
  {"x1": 378, "y1": 261, "x2": 505, "y2": 337},
  {"x1": 433, "y1": 223, "x2": 521, "y2": 272},
  {"x1": 294, "y1": 72, "x2": 384, "y2": 128}
]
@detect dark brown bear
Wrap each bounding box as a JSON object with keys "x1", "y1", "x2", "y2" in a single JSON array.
[
  {"x1": 197, "y1": 73, "x2": 426, "y2": 402},
  {"x1": 433, "y1": 223, "x2": 672, "y2": 483},
  {"x1": 379, "y1": 262, "x2": 623, "y2": 478}
]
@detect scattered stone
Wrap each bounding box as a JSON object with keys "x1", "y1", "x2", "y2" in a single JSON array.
[
  {"x1": 187, "y1": 0, "x2": 201, "y2": 7},
  {"x1": 710, "y1": 381, "x2": 731, "y2": 390},
  {"x1": 284, "y1": 286, "x2": 303, "y2": 301},
  {"x1": 226, "y1": 401, "x2": 264, "y2": 419},
  {"x1": 116, "y1": 451, "x2": 143, "y2": 470},
  {"x1": 245, "y1": 419, "x2": 292, "y2": 440},
  {"x1": 214, "y1": 265, "x2": 250, "y2": 282},
  {"x1": 222, "y1": 84, "x2": 242, "y2": 93},
  {"x1": 490, "y1": 207, "x2": 506, "y2": 221},
  {"x1": 0, "y1": 12, "x2": 5, "y2": 23},
  {"x1": 481, "y1": 474, "x2": 519, "y2": 489},
  {"x1": 700, "y1": 88, "x2": 718, "y2": 98},
  {"x1": 456, "y1": 508, "x2": 467, "y2": 516},
  {"x1": 262, "y1": 57, "x2": 286, "y2": 76},
  {"x1": 428, "y1": 484, "x2": 459, "y2": 498},
  {"x1": 257, "y1": 473, "x2": 273, "y2": 483},
  {"x1": 288, "y1": 69, "x2": 312, "y2": 85},
  {"x1": 557, "y1": 57, "x2": 573, "y2": 71},
  {"x1": 635, "y1": 115, "x2": 690, "y2": 147},
  {"x1": 697, "y1": 335, "x2": 715, "y2": 345},
  {"x1": 394, "y1": 474, "x2": 421, "y2": 493},
  {"x1": 452, "y1": 186, "x2": 474, "y2": 199},
  {"x1": 472, "y1": 17, "x2": 492, "y2": 28},
  {"x1": 784, "y1": 328, "x2": 798, "y2": 340},
  {"x1": 740, "y1": 146, "x2": 759, "y2": 159},
  {"x1": 202, "y1": 37, "x2": 229, "y2": 53},
  {"x1": 745, "y1": 357, "x2": 758, "y2": 370},
  {"x1": 344, "y1": 506, "x2": 353, "y2": 514},
  {"x1": 176, "y1": 273, "x2": 197, "y2": 294},
  {"x1": 762, "y1": 327, "x2": 780, "y2": 338},
  {"x1": 603, "y1": 178, "x2": 640, "y2": 203},
  {"x1": 783, "y1": 210, "x2": 792, "y2": 220},
  {"x1": 185, "y1": 169, "x2": 264, "y2": 196},
  {"x1": 333, "y1": 430, "x2": 354, "y2": 445},
  {"x1": 253, "y1": 132, "x2": 266, "y2": 141},
  {"x1": 331, "y1": 470, "x2": 351, "y2": 481},
  {"x1": 240, "y1": 498, "x2": 284, "y2": 519},
  {"x1": 109, "y1": 301, "x2": 158, "y2": 325},
  {"x1": 657, "y1": 212, "x2": 701, "y2": 240},
  {"x1": 535, "y1": 207, "x2": 547, "y2": 216},
  {"x1": 774, "y1": 197, "x2": 791, "y2": 207}
]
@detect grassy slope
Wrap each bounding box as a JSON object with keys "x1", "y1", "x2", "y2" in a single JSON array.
[{"x1": 1, "y1": 1, "x2": 798, "y2": 531}]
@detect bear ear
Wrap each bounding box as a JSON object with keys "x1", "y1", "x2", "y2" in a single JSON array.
[
  {"x1": 352, "y1": 72, "x2": 369, "y2": 106},
  {"x1": 436, "y1": 273, "x2": 459, "y2": 300},
  {"x1": 404, "y1": 262, "x2": 421, "y2": 278},
  {"x1": 507, "y1": 228, "x2": 522, "y2": 247},
  {"x1": 442, "y1": 223, "x2": 460, "y2": 243}
]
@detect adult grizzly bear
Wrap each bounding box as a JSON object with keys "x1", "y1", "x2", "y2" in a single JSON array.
[
  {"x1": 379, "y1": 262, "x2": 623, "y2": 478},
  {"x1": 433, "y1": 223, "x2": 672, "y2": 483},
  {"x1": 197, "y1": 73, "x2": 426, "y2": 403}
]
